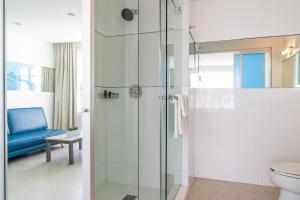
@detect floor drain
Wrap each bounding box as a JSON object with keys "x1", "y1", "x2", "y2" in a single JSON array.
[{"x1": 122, "y1": 195, "x2": 137, "y2": 200}]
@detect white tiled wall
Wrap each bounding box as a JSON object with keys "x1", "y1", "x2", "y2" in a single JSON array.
[
  {"x1": 95, "y1": 0, "x2": 159, "y2": 36},
  {"x1": 106, "y1": 88, "x2": 138, "y2": 185},
  {"x1": 94, "y1": 0, "x2": 162, "y2": 191},
  {"x1": 94, "y1": 87, "x2": 107, "y2": 188},
  {"x1": 95, "y1": 0, "x2": 138, "y2": 36},
  {"x1": 137, "y1": 27, "x2": 164, "y2": 190},
  {"x1": 95, "y1": 33, "x2": 138, "y2": 88},
  {"x1": 139, "y1": 33, "x2": 160, "y2": 87},
  {"x1": 94, "y1": 87, "x2": 139, "y2": 187},
  {"x1": 194, "y1": 89, "x2": 300, "y2": 186}
]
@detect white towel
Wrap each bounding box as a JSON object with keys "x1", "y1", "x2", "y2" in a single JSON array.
[
  {"x1": 174, "y1": 94, "x2": 189, "y2": 137},
  {"x1": 171, "y1": 98, "x2": 179, "y2": 139}
]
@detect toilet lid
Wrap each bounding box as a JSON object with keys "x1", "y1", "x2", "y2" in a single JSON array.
[{"x1": 271, "y1": 163, "x2": 300, "y2": 177}]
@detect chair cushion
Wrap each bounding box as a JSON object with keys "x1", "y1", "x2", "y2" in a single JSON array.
[
  {"x1": 8, "y1": 129, "x2": 65, "y2": 152},
  {"x1": 8, "y1": 107, "x2": 48, "y2": 135}
]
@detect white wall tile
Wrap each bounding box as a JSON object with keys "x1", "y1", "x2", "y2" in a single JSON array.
[
  {"x1": 95, "y1": 0, "x2": 159, "y2": 35},
  {"x1": 139, "y1": 87, "x2": 160, "y2": 115},
  {"x1": 94, "y1": 0, "x2": 108, "y2": 35},
  {"x1": 94, "y1": 87, "x2": 108, "y2": 188},
  {"x1": 139, "y1": 87, "x2": 160, "y2": 189},
  {"x1": 95, "y1": 33, "x2": 138, "y2": 87},
  {"x1": 139, "y1": 165, "x2": 160, "y2": 189},
  {"x1": 95, "y1": 87, "x2": 139, "y2": 186},
  {"x1": 107, "y1": 162, "x2": 138, "y2": 186},
  {"x1": 194, "y1": 88, "x2": 300, "y2": 186},
  {"x1": 95, "y1": 33, "x2": 106, "y2": 87},
  {"x1": 139, "y1": 33, "x2": 160, "y2": 87},
  {"x1": 168, "y1": 29, "x2": 183, "y2": 88},
  {"x1": 139, "y1": 0, "x2": 160, "y2": 33},
  {"x1": 139, "y1": 139, "x2": 160, "y2": 168},
  {"x1": 95, "y1": 0, "x2": 139, "y2": 36},
  {"x1": 139, "y1": 114, "x2": 160, "y2": 142}
]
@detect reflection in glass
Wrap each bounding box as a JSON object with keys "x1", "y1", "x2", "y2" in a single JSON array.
[
  {"x1": 6, "y1": 62, "x2": 55, "y2": 93},
  {"x1": 235, "y1": 53, "x2": 270, "y2": 88},
  {"x1": 198, "y1": 52, "x2": 235, "y2": 88},
  {"x1": 193, "y1": 34, "x2": 300, "y2": 88},
  {"x1": 6, "y1": 62, "x2": 35, "y2": 91},
  {"x1": 282, "y1": 53, "x2": 300, "y2": 88}
]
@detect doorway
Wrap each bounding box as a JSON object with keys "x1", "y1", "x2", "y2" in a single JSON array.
[{"x1": 4, "y1": 0, "x2": 85, "y2": 199}]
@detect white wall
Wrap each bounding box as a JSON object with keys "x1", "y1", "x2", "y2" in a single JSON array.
[
  {"x1": 193, "y1": 89, "x2": 300, "y2": 186},
  {"x1": 6, "y1": 31, "x2": 54, "y2": 127},
  {"x1": 6, "y1": 91, "x2": 54, "y2": 128},
  {"x1": 190, "y1": 0, "x2": 300, "y2": 42},
  {"x1": 0, "y1": 0, "x2": 5, "y2": 199},
  {"x1": 189, "y1": 0, "x2": 300, "y2": 187}
]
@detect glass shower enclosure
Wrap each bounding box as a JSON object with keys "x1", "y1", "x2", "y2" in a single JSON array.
[{"x1": 93, "y1": 0, "x2": 183, "y2": 199}]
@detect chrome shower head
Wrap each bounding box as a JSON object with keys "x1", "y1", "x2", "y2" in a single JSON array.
[{"x1": 121, "y1": 8, "x2": 137, "y2": 21}]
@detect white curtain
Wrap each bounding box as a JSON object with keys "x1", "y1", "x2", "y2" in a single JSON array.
[{"x1": 53, "y1": 43, "x2": 77, "y2": 130}]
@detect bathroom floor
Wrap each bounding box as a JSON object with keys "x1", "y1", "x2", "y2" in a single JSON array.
[
  {"x1": 8, "y1": 144, "x2": 82, "y2": 200},
  {"x1": 188, "y1": 178, "x2": 280, "y2": 200}
]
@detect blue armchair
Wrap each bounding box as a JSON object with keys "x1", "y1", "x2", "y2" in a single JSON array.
[{"x1": 7, "y1": 107, "x2": 65, "y2": 159}]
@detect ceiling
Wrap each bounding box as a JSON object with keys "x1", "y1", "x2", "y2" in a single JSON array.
[{"x1": 6, "y1": 0, "x2": 82, "y2": 43}]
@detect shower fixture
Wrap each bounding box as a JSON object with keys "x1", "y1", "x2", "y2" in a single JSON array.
[
  {"x1": 99, "y1": 90, "x2": 119, "y2": 99},
  {"x1": 121, "y1": 8, "x2": 138, "y2": 21},
  {"x1": 129, "y1": 84, "x2": 143, "y2": 99}
]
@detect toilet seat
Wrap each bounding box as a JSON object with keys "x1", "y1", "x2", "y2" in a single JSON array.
[{"x1": 271, "y1": 163, "x2": 300, "y2": 179}]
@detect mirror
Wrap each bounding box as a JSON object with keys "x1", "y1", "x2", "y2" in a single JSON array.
[
  {"x1": 6, "y1": 63, "x2": 55, "y2": 92},
  {"x1": 189, "y1": 35, "x2": 300, "y2": 88}
]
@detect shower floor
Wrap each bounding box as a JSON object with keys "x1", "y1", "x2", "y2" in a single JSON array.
[{"x1": 96, "y1": 182, "x2": 160, "y2": 200}]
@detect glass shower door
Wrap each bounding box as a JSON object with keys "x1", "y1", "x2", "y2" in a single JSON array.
[
  {"x1": 160, "y1": 0, "x2": 183, "y2": 199},
  {"x1": 94, "y1": 0, "x2": 182, "y2": 199},
  {"x1": 94, "y1": 0, "x2": 139, "y2": 199}
]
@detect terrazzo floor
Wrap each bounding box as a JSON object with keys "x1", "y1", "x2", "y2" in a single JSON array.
[
  {"x1": 188, "y1": 178, "x2": 280, "y2": 200},
  {"x1": 7, "y1": 144, "x2": 82, "y2": 200}
]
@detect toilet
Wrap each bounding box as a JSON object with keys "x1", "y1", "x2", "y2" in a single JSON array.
[{"x1": 270, "y1": 163, "x2": 300, "y2": 200}]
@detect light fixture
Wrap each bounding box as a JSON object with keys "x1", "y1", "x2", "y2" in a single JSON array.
[
  {"x1": 67, "y1": 12, "x2": 76, "y2": 17},
  {"x1": 281, "y1": 46, "x2": 295, "y2": 56}
]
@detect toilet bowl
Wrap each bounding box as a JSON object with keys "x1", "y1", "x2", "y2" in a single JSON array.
[{"x1": 270, "y1": 163, "x2": 300, "y2": 200}]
